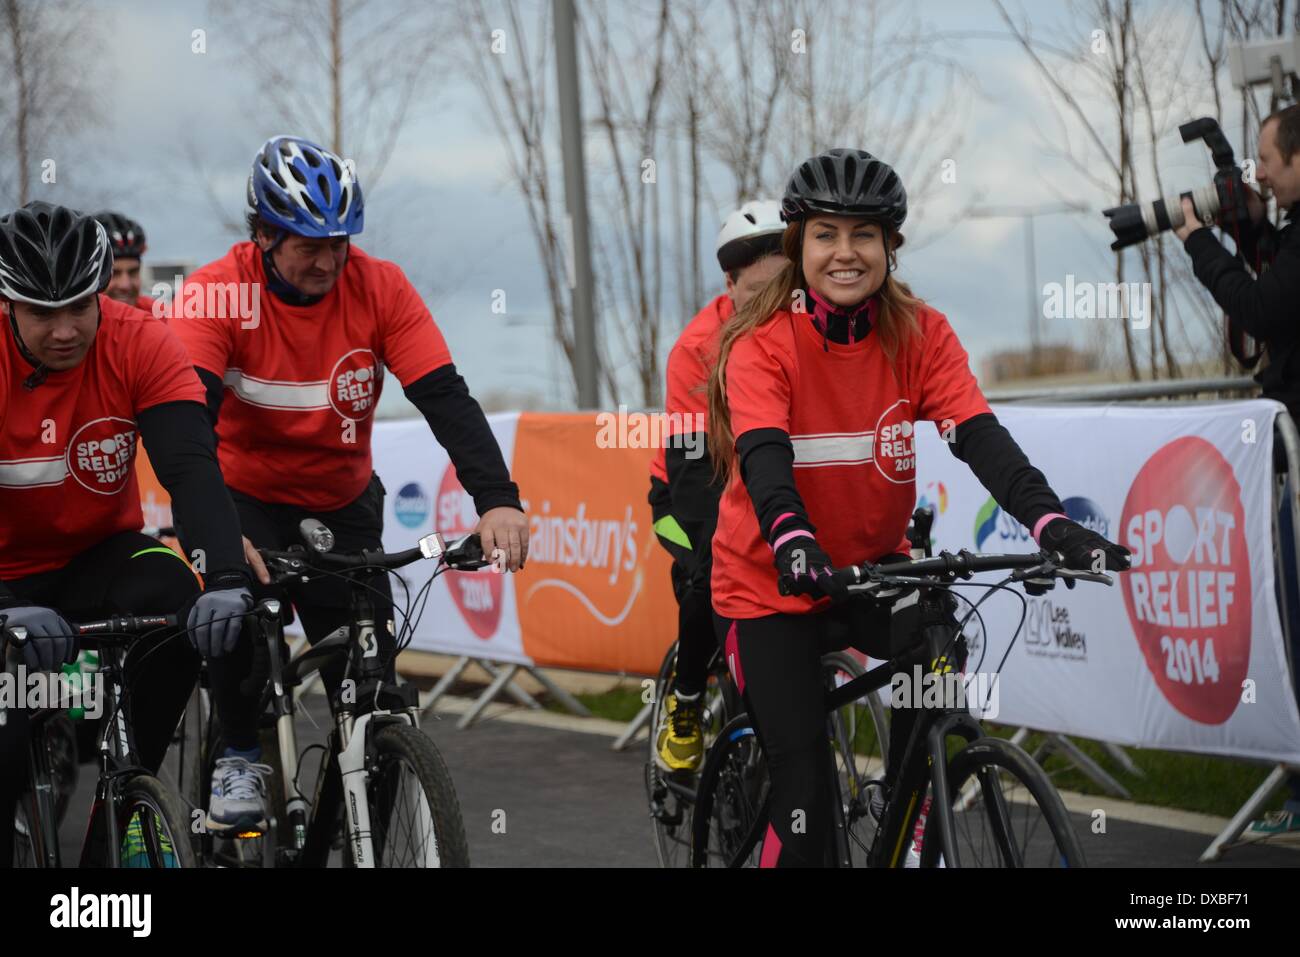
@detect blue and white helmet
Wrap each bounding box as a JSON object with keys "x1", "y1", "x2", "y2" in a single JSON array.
[{"x1": 247, "y1": 135, "x2": 364, "y2": 238}]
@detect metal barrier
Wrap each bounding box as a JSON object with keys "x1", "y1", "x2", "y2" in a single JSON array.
[{"x1": 984, "y1": 375, "x2": 1258, "y2": 403}]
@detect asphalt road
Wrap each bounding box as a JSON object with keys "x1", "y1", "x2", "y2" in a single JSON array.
[{"x1": 49, "y1": 694, "x2": 1300, "y2": 868}]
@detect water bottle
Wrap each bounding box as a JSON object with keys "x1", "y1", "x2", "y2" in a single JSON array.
[{"x1": 61, "y1": 648, "x2": 99, "y2": 720}]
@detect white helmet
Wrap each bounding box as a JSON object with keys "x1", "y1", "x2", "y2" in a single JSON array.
[{"x1": 716, "y1": 199, "x2": 786, "y2": 273}]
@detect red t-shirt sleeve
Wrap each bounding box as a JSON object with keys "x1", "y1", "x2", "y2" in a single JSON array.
[
  {"x1": 664, "y1": 340, "x2": 710, "y2": 437},
  {"x1": 724, "y1": 328, "x2": 793, "y2": 439},
  {"x1": 915, "y1": 311, "x2": 991, "y2": 431},
  {"x1": 377, "y1": 264, "x2": 453, "y2": 386},
  {"x1": 169, "y1": 271, "x2": 237, "y2": 375},
  {"x1": 126, "y1": 318, "x2": 207, "y2": 413}
]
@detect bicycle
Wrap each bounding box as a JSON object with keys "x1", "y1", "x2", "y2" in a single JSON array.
[
  {"x1": 691, "y1": 520, "x2": 1110, "y2": 868},
  {"x1": 4, "y1": 614, "x2": 197, "y2": 868},
  {"x1": 192, "y1": 520, "x2": 484, "y2": 868},
  {"x1": 644, "y1": 641, "x2": 741, "y2": 867}
]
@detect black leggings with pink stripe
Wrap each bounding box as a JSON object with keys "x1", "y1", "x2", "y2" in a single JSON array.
[{"x1": 714, "y1": 601, "x2": 895, "y2": 868}]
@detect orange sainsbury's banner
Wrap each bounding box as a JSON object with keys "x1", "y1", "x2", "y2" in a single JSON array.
[
  {"x1": 369, "y1": 412, "x2": 677, "y2": 676},
  {"x1": 511, "y1": 413, "x2": 675, "y2": 674}
]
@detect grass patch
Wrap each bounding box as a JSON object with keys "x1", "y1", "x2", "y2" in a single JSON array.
[
  {"x1": 542, "y1": 683, "x2": 649, "y2": 723},
  {"x1": 980, "y1": 724, "x2": 1285, "y2": 819}
]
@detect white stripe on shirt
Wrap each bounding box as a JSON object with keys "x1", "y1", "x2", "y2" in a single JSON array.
[
  {"x1": 790, "y1": 431, "x2": 875, "y2": 468},
  {"x1": 0, "y1": 456, "x2": 68, "y2": 488},
  {"x1": 224, "y1": 369, "x2": 331, "y2": 411}
]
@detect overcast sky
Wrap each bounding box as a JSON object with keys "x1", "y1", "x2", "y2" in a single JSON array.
[{"x1": 23, "y1": 0, "x2": 1254, "y2": 414}]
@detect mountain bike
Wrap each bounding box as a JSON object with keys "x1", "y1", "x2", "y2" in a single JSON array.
[
  {"x1": 692, "y1": 519, "x2": 1109, "y2": 868},
  {"x1": 4, "y1": 615, "x2": 197, "y2": 868},
  {"x1": 193, "y1": 521, "x2": 485, "y2": 868}
]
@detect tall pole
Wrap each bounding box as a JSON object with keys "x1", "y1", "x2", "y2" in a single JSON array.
[
  {"x1": 554, "y1": 0, "x2": 598, "y2": 408},
  {"x1": 1024, "y1": 216, "x2": 1038, "y2": 372},
  {"x1": 969, "y1": 202, "x2": 1087, "y2": 378}
]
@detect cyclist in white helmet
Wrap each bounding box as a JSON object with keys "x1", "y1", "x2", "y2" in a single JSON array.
[{"x1": 649, "y1": 200, "x2": 787, "y2": 772}]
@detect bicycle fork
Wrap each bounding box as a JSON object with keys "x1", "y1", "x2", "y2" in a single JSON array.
[{"x1": 259, "y1": 602, "x2": 312, "y2": 854}]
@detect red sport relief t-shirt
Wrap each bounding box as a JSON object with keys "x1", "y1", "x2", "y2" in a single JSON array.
[
  {"x1": 0, "y1": 296, "x2": 205, "y2": 579},
  {"x1": 170, "y1": 243, "x2": 453, "y2": 511},
  {"x1": 650, "y1": 294, "x2": 733, "y2": 484},
  {"x1": 711, "y1": 303, "x2": 991, "y2": 618}
]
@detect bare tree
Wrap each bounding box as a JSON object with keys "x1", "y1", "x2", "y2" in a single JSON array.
[
  {"x1": 207, "y1": 0, "x2": 444, "y2": 191},
  {"x1": 0, "y1": 0, "x2": 103, "y2": 208},
  {"x1": 459, "y1": 0, "x2": 597, "y2": 406},
  {"x1": 581, "y1": 0, "x2": 675, "y2": 405},
  {"x1": 995, "y1": 0, "x2": 1185, "y2": 380}
]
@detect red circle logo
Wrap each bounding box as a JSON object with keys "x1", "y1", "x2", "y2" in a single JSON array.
[
  {"x1": 873, "y1": 399, "x2": 915, "y2": 485},
  {"x1": 1120, "y1": 437, "x2": 1250, "y2": 724},
  {"x1": 328, "y1": 349, "x2": 381, "y2": 420},
  {"x1": 436, "y1": 465, "x2": 503, "y2": 639},
  {"x1": 66, "y1": 417, "x2": 137, "y2": 495}
]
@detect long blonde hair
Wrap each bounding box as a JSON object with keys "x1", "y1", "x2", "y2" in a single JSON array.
[{"x1": 706, "y1": 220, "x2": 922, "y2": 485}]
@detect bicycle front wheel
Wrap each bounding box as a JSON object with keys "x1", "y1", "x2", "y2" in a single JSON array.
[
  {"x1": 930, "y1": 736, "x2": 1085, "y2": 868},
  {"x1": 117, "y1": 774, "x2": 198, "y2": 868},
  {"x1": 364, "y1": 723, "x2": 469, "y2": 868}
]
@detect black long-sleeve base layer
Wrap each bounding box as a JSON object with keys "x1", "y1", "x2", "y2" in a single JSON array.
[{"x1": 137, "y1": 399, "x2": 249, "y2": 587}]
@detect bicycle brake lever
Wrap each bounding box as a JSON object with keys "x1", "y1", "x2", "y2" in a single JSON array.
[{"x1": 1057, "y1": 568, "x2": 1114, "y2": 586}]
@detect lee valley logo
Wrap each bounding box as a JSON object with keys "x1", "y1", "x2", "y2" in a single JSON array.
[
  {"x1": 1025, "y1": 598, "x2": 1088, "y2": 661},
  {"x1": 0, "y1": 667, "x2": 103, "y2": 719},
  {"x1": 50, "y1": 887, "x2": 151, "y2": 937}
]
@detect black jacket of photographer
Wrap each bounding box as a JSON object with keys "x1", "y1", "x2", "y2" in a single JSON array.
[{"x1": 1184, "y1": 202, "x2": 1300, "y2": 419}]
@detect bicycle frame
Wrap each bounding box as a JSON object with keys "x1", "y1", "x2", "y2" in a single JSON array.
[
  {"x1": 252, "y1": 578, "x2": 432, "y2": 868},
  {"x1": 830, "y1": 586, "x2": 984, "y2": 868},
  {"x1": 712, "y1": 585, "x2": 985, "y2": 869}
]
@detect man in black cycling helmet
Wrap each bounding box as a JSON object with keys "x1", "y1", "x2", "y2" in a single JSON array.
[
  {"x1": 0, "y1": 202, "x2": 252, "y2": 865},
  {"x1": 94, "y1": 211, "x2": 156, "y2": 313}
]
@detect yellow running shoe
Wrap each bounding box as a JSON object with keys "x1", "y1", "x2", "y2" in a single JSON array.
[{"x1": 656, "y1": 691, "x2": 704, "y2": 772}]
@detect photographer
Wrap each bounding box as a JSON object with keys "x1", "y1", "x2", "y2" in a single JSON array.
[
  {"x1": 1177, "y1": 104, "x2": 1300, "y2": 420},
  {"x1": 1177, "y1": 103, "x2": 1300, "y2": 837}
]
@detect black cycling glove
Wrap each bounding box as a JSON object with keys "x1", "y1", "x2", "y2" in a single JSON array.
[
  {"x1": 774, "y1": 536, "x2": 848, "y2": 602},
  {"x1": 0, "y1": 606, "x2": 78, "y2": 671},
  {"x1": 1040, "y1": 517, "x2": 1131, "y2": 572}
]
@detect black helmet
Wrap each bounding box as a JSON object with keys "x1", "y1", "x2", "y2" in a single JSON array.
[
  {"x1": 0, "y1": 202, "x2": 113, "y2": 307},
  {"x1": 94, "y1": 210, "x2": 147, "y2": 260},
  {"x1": 781, "y1": 148, "x2": 907, "y2": 230}
]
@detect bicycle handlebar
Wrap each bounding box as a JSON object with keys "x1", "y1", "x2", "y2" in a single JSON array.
[
  {"x1": 258, "y1": 531, "x2": 492, "y2": 584},
  {"x1": 778, "y1": 548, "x2": 1115, "y2": 599},
  {"x1": 2, "y1": 614, "x2": 179, "y2": 650}
]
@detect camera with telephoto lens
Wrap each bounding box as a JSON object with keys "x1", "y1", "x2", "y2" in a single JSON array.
[{"x1": 1103, "y1": 117, "x2": 1254, "y2": 250}]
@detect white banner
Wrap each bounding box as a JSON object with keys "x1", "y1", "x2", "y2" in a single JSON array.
[
  {"x1": 371, "y1": 414, "x2": 532, "y2": 666},
  {"x1": 912, "y1": 399, "x2": 1300, "y2": 765}
]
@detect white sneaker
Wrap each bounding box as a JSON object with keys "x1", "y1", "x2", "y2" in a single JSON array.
[{"x1": 206, "y1": 756, "x2": 272, "y2": 834}]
